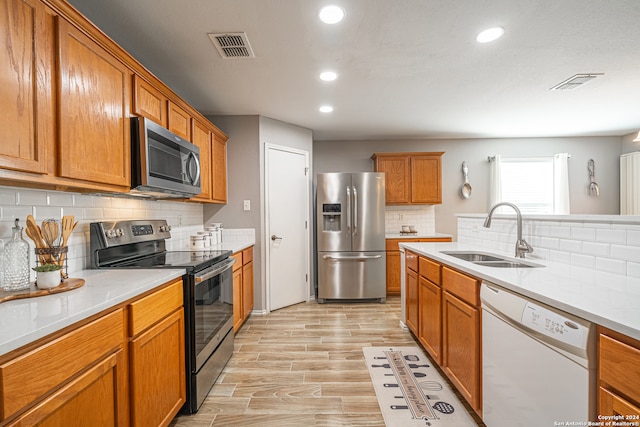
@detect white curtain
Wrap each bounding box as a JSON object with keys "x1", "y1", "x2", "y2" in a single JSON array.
[
  {"x1": 553, "y1": 153, "x2": 570, "y2": 214},
  {"x1": 488, "y1": 154, "x2": 502, "y2": 209}
]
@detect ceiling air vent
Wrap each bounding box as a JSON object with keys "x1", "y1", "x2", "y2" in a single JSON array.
[
  {"x1": 550, "y1": 73, "x2": 603, "y2": 91},
  {"x1": 208, "y1": 32, "x2": 255, "y2": 59}
]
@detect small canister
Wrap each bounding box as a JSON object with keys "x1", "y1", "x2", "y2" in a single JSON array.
[
  {"x1": 190, "y1": 235, "x2": 205, "y2": 250},
  {"x1": 205, "y1": 226, "x2": 218, "y2": 245},
  {"x1": 197, "y1": 231, "x2": 211, "y2": 248}
]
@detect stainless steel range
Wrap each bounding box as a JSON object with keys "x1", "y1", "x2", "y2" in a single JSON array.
[{"x1": 90, "y1": 219, "x2": 235, "y2": 413}]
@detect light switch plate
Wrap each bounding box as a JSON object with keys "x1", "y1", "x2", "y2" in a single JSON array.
[{"x1": 243, "y1": 200, "x2": 250, "y2": 211}]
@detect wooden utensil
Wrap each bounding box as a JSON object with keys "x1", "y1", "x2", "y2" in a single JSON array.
[
  {"x1": 26, "y1": 215, "x2": 48, "y2": 264},
  {"x1": 42, "y1": 219, "x2": 61, "y2": 249},
  {"x1": 58, "y1": 216, "x2": 78, "y2": 278}
]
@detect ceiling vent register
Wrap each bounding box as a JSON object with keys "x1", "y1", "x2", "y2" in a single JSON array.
[
  {"x1": 208, "y1": 32, "x2": 255, "y2": 59},
  {"x1": 550, "y1": 73, "x2": 603, "y2": 90}
]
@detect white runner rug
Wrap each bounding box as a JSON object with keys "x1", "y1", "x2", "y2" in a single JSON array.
[{"x1": 363, "y1": 346, "x2": 478, "y2": 427}]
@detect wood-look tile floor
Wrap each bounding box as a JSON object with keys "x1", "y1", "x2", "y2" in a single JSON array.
[{"x1": 170, "y1": 296, "x2": 484, "y2": 427}]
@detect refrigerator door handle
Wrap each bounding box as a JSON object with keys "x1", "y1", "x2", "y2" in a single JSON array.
[
  {"x1": 322, "y1": 255, "x2": 383, "y2": 261},
  {"x1": 346, "y1": 186, "x2": 351, "y2": 235},
  {"x1": 353, "y1": 186, "x2": 358, "y2": 236}
]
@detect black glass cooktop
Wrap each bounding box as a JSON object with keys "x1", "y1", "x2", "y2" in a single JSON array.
[{"x1": 111, "y1": 250, "x2": 231, "y2": 272}]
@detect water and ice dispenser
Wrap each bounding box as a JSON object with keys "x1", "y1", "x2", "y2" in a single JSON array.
[{"x1": 322, "y1": 203, "x2": 342, "y2": 232}]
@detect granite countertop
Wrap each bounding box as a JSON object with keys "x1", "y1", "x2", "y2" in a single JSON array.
[
  {"x1": 399, "y1": 242, "x2": 640, "y2": 341},
  {"x1": 386, "y1": 232, "x2": 453, "y2": 239},
  {"x1": 0, "y1": 268, "x2": 186, "y2": 357}
]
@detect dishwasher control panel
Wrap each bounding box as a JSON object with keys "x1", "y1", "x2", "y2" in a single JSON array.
[{"x1": 522, "y1": 302, "x2": 586, "y2": 348}]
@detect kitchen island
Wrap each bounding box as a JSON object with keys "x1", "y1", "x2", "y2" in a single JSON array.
[{"x1": 399, "y1": 241, "x2": 640, "y2": 339}]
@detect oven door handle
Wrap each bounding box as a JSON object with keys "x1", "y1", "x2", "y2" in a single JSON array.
[{"x1": 195, "y1": 258, "x2": 236, "y2": 283}]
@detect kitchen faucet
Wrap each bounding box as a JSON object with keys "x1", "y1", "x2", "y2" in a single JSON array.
[{"x1": 484, "y1": 202, "x2": 533, "y2": 258}]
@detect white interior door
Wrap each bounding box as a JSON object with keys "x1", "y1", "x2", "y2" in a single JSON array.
[{"x1": 266, "y1": 144, "x2": 309, "y2": 311}]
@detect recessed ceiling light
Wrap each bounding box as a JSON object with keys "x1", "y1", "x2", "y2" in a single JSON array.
[
  {"x1": 319, "y1": 71, "x2": 338, "y2": 81},
  {"x1": 319, "y1": 6, "x2": 345, "y2": 24},
  {"x1": 319, "y1": 105, "x2": 334, "y2": 113},
  {"x1": 476, "y1": 27, "x2": 504, "y2": 43}
]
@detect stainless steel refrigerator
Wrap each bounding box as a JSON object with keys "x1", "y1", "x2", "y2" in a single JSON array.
[{"x1": 316, "y1": 172, "x2": 386, "y2": 303}]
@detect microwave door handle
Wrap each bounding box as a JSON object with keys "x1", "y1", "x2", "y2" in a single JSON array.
[{"x1": 187, "y1": 152, "x2": 201, "y2": 185}]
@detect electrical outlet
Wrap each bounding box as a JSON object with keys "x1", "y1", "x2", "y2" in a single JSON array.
[
  {"x1": 399, "y1": 214, "x2": 404, "y2": 220},
  {"x1": 243, "y1": 200, "x2": 251, "y2": 211},
  {"x1": 177, "y1": 215, "x2": 183, "y2": 226}
]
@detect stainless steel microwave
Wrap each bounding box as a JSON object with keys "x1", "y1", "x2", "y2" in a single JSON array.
[{"x1": 131, "y1": 117, "x2": 201, "y2": 198}]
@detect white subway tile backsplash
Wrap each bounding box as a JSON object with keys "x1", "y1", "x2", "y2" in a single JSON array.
[
  {"x1": 596, "y1": 228, "x2": 626, "y2": 244},
  {"x1": 611, "y1": 244, "x2": 640, "y2": 263},
  {"x1": 570, "y1": 227, "x2": 596, "y2": 241},
  {"x1": 457, "y1": 214, "x2": 640, "y2": 278},
  {"x1": 0, "y1": 185, "x2": 204, "y2": 276}
]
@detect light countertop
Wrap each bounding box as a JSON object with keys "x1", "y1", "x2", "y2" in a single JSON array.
[
  {"x1": 399, "y1": 242, "x2": 640, "y2": 341},
  {"x1": 386, "y1": 232, "x2": 452, "y2": 240},
  {"x1": 0, "y1": 268, "x2": 186, "y2": 357}
]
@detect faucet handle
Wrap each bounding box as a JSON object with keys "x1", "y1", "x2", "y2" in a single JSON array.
[{"x1": 515, "y1": 239, "x2": 534, "y2": 258}]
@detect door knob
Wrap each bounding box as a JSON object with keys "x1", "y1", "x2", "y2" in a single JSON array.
[{"x1": 271, "y1": 235, "x2": 283, "y2": 241}]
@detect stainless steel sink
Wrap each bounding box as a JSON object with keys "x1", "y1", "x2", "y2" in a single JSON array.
[{"x1": 440, "y1": 251, "x2": 544, "y2": 268}]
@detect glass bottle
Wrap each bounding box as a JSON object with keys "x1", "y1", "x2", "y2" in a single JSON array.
[{"x1": 3, "y1": 218, "x2": 30, "y2": 291}]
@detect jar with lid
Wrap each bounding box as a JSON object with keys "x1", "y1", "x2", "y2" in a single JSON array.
[
  {"x1": 190, "y1": 235, "x2": 205, "y2": 250},
  {"x1": 3, "y1": 218, "x2": 30, "y2": 291}
]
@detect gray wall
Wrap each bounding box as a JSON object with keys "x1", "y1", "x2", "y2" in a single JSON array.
[
  {"x1": 204, "y1": 115, "x2": 313, "y2": 311},
  {"x1": 313, "y1": 136, "x2": 624, "y2": 239}
]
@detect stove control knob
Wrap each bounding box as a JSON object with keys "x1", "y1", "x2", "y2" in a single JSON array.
[
  {"x1": 106, "y1": 229, "x2": 117, "y2": 238},
  {"x1": 116, "y1": 228, "x2": 124, "y2": 237},
  {"x1": 159, "y1": 225, "x2": 172, "y2": 232}
]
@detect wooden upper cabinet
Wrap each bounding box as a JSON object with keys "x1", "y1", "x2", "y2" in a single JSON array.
[
  {"x1": 191, "y1": 118, "x2": 213, "y2": 201},
  {"x1": 168, "y1": 101, "x2": 191, "y2": 140},
  {"x1": 372, "y1": 152, "x2": 443, "y2": 205},
  {"x1": 372, "y1": 154, "x2": 410, "y2": 203},
  {"x1": 57, "y1": 18, "x2": 131, "y2": 188},
  {"x1": 411, "y1": 154, "x2": 442, "y2": 203},
  {"x1": 133, "y1": 74, "x2": 167, "y2": 127},
  {"x1": 211, "y1": 133, "x2": 228, "y2": 203},
  {"x1": 0, "y1": 0, "x2": 54, "y2": 175}
]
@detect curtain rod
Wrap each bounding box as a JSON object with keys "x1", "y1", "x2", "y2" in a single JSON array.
[{"x1": 487, "y1": 154, "x2": 571, "y2": 162}]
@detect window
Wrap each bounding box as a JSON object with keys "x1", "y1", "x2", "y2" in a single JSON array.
[{"x1": 489, "y1": 154, "x2": 570, "y2": 215}]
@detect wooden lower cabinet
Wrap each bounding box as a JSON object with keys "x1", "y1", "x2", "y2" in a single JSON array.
[
  {"x1": 233, "y1": 246, "x2": 255, "y2": 332},
  {"x1": 442, "y1": 291, "x2": 480, "y2": 412},
  {"x1": 128, "y1": 279, "x2": 185, "y2": 427},
  {"x1": 598, "y1": 327, "x2": 640, "y2": 418},
  {"x1": 418, "y1": 276, "x2": 442, "y2": 364},
  {"x1": 405, "y1": 264, "x2": 419, "y2": 335},
  {"x1": 0, "y1": 278, "x2": 185, "y2": 426},
  {"x1": 386, "y1": 237, "x2": 451, "y2": 295},
  {"x1": 405, "y1": 254, "x2": 482, "y2": 416}
]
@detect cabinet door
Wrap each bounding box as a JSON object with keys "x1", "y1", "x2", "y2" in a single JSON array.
[
  {"x1": 130, "y1": 309, "x2": 186, "y2": 427},
  {"x1": 211, "y1": 135, "x2": 228, "y2": 203},
  {"x1": 599, "y1": 387, "x2": 640, "y2": 418},
  {"x1": 442, "y1": 291, "x2": 480, "y2": 412},
  {"x1": 168, "y1": 101, "x2": 191, "y2": 140},
  {"x1": 375, "y1": 155, "x2": 410, "y2": 204},
  {"x1": 8, "y1": 350, "x2": 127, "y2": 426},
  {"x1": 57, "y1": 18, "x2": 131, "y2": 188},
  {"x1": 191, "y1": 119, "x2": 213, "y2": 201},
  {"x1": 411, "y1": 154, "x2": 442, "y2": 204},
  {"x1": 0, "y1": 0, "x2": 53, "y2": 175},
  {"x1": 242, "y1": 261, "x2": 254, "y2": 320},
  {"x1": 419, "y1": 276, "x2": 442, "y2": 364},
  {"x1": 405, "y1": 268, "x2": 419, "y2": 334},
  {"x1": 233, "y1": 267, "x2": 243, "y2": 333},
  {"x1": 386, "y1": 251, "x2": 401, "y2": 294},
  {"x1": 133, "y1": 74, "x2": 167, "y2": 127}
]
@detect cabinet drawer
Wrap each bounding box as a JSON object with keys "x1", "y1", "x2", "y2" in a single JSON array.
[
  {"x1": 0, "y1": 309, "x2": 125, "y2": 419},
  {"x1": 406, "y1": 250, "x2": 418, "y2": 272},
  {"x1": 232, "y1": 252, "x2": 243, "y2": 272},
  {"x1": 600, "y1": 334, "x2": 640, "y2": 404},
  {"x1": 442, "y1": 267, "x2": 479, "y2": 307},
  {"x1": 128, "y1": 279, "x2": 183, "y2": 337},
  {"x1": 242, "y1": 247, "x2": 253, "y2": 264},
  {"x1": 419, "y1": 257, "x2": 441, "y2": 285}
]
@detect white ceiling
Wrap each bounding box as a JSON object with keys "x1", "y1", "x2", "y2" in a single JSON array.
[{"x1": 66, "y1": 0, "x2": 640, "y2": 141}]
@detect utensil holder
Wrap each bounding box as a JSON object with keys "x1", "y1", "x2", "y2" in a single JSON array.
[{"x1": 34, "y1": 246, "x2": 69, "y2": 278}]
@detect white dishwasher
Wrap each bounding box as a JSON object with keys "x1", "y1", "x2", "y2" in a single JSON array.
[{"x1": 481, "y1": 282, "x2": 597, "y2": 426}]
